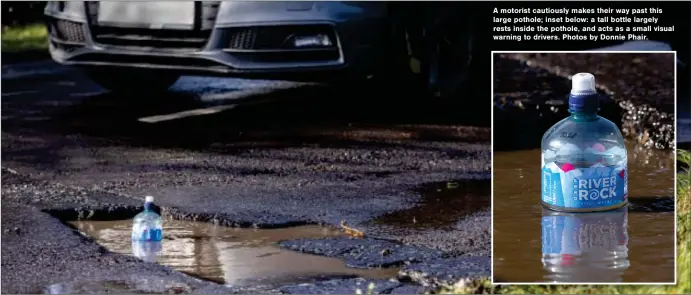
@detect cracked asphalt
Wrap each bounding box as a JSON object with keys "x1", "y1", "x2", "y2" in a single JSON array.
[{"x1": 1, "y1": 61, "x2": 491, "y2": 293}]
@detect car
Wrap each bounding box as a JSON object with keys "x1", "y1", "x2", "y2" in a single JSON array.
[{"x1": 43, "y1": 1, "x2": 478, "y2": 98}]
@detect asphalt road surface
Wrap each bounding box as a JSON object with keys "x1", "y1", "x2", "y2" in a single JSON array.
[{"x1": 1, "y1": 61, "x2": 491, "y2": 294}]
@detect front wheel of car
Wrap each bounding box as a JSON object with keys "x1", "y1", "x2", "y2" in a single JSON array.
[
  {"x1": 386, "y1": 2, "x2": 478, "y2": 102},
  {"x1": 86, "y1": 69, "x2": 180, "y2": 94}
]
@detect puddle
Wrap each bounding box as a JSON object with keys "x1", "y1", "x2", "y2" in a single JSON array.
[
  {"x1": 69, "y1": 219, "x2": 400, "y2": 287},
  {"x1": 371, "y1": 180, "x2": 490, "y2": 230},
  {"x1": 492, "y1": 142, "x2": 675, "y2": 283}
]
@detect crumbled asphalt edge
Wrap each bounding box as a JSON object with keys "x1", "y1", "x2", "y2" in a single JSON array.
[
  {"x1": 279, "y1": 238, "x2": 490, "y2": 289},
  {"x1": 1, "y1": 167, "x2": 142, "y2": 213},
  {"x1": 358, "y1": 209, "x2": 491, "y2": 260},
  {"x1": 398, "y1": 256, "x2": 491, "y2": 288},
  {"x1": 162, "y1": 206, "x2": 316, "y2": 229},
  {"x1": 385, "y1": 210, "x2": 492, "y2": 258},
  {"x1": 501, "y1": 53, "x2": 676, "y2": 149},
  {"x1": 279, "y1": 237, "x2": 446, "y2": 269},
  {"x1": 278, "y1": 210, "x2": 491, "y2": 288}
]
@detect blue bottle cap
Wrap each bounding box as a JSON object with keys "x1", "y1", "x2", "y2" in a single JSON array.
[{"x1": 568, "y1": 73, "x2": 599, "y2": 112}]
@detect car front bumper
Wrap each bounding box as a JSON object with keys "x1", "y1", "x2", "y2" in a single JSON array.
[{"x1": 44, "y1": 1, "x2": 390, "y2": 81}]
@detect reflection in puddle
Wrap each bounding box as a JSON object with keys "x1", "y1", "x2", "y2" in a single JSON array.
[
  {"x1": 541, "y1": 208, "x2": 629, "y2": 283},
  {"x1": 70, "y1": 219, "x2": 399, "y2": 286},
  {"x1": 132, "y1": 240, "x2": 162, "y2": 263}
]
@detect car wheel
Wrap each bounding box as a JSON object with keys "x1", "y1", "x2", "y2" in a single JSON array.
[
  {"x1": 382, "y1": 3, "x2": 477, "y2": 102},
  {"x1": 364, "y1": 5, "x2": 427, "y2": 103},
  {"x1": 420, "y1": 4, "x2": 477, "y2": 101},
  {"x1": 86, "y1": 69, "x2": 180, "y2": 94}
]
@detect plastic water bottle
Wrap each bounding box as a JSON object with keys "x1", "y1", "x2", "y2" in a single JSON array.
[
  {"x1": 132, "y1": 196, "x2": 163, "y2": 241},
  {"x1": 541, "y1": 73, "x2": 628, "y2": 212},
  {"x1": 541, "y1": 207, "x2": 630, "y2": 282}
]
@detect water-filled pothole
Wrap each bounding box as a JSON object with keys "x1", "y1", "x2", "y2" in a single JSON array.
[
  {"x1": 493, "y1": 142, "x2": 675, "y2": 283},
  {"x1": 69, "y1": 219, "x2": 400, "y2": 287}
]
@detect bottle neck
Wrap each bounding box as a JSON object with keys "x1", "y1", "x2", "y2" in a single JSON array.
[
  {"x1": 144, "y1": 202, "x2": 153, "y2": 212},
  {"x1": 570, "y1": 110, "x2": 598, "y2": 121}
]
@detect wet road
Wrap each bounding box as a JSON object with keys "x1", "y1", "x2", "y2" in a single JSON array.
[{"x1": 1, "y1": 61, "x2": 490, "y2": 293}]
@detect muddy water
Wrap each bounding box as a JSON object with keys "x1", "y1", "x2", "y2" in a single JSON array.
[
  {"x1": 493, "y1": 143, "x2": 675, "y2": 283},
  {"x1": 69, "y1": 220, "x2": 400, "y2": 286},
  {"x1": 372, "y1": 179, "x2": 490, "y2": 230}
]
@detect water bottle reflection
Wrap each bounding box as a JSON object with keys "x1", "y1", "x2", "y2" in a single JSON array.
[
  {"x1": 541, "y1": 207, "x2": 629, "y2": 283},
  {"x1": 132, "y1": 240, "x2": 162, "y2": 263}
]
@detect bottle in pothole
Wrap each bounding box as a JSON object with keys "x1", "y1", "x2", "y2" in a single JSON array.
[
  {"x1": 541, "y1": 73, "x2": 628, "y2": 212},
  {"x1": 131, "y1": 196, "x2": 163, "y2": 241}
]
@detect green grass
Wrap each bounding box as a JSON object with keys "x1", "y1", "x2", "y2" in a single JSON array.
[
  {"x1": 1, "y1": 24, "x2": 48, "y2": 53},
  {"x1": 447, "y1": 149, "x2": 691, "y2": 294}
]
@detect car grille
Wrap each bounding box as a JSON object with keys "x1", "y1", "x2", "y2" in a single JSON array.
[
  {"x1": 92, "y1": 27, "x2": 211, "y2": 52},
  {"x1": 226, "y1": 25, "x2": 338, "y2": 50},
  {"x1": 49, "y1": 19, "x2": 86, "y2": 43}
]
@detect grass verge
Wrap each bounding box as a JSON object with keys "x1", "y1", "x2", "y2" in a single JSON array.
[
  {"x1": 448, "y1": 149, "x2": 690, "y2": 294},
  {"x1": 1, "y1": 24, "x2": 48, "y2": 53}
]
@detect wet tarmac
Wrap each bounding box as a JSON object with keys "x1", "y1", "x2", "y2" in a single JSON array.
[
  {"x1": 69, "y1": 219, "x2": 400, "y2": 287},
  {"x1": 372, "y1": 179, "x2": 491, "y2": 231},
  {"x1": 1, "y1": 60, "x2": 490, "y2": 293},
  {"x1": 363, "y1": 179, "x2": 492, "y2": 259},
  {"x1": 492, "y1": 142, "x2": 675, "y2": 283}
]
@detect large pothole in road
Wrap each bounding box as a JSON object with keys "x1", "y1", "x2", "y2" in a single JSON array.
[{"x1": 67, "y1": 219, "x2": 400, "y2": 287}]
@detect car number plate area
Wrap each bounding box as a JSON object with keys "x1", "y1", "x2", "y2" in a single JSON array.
[{"x1": 97, "y1": 2, "x2": 195, "y2": 30}]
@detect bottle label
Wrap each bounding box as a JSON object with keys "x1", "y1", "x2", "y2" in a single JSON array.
[
  {"x1": 541, "y1": 156, "x2": 627, "y2": 209},
  {"x1": 143, "y1": 228, "x2": 163, "y2": 241},
  {"x1": 132, "y1": 224, "x2": 163, "y2": 241}
]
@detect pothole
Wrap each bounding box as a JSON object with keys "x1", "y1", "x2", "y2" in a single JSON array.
[{"x1": 67, "y1": 219, "x2": 400, "y2": 287}]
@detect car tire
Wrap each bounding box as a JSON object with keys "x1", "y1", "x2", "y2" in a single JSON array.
[
  {"x1": 86, "y1": 69, "x2": 180, "y2": 94},
  {"x1": 381, "y1": 3, "x2": 478, "y2": 102},
  {"x1": 420, "y1": 3, "x2": 478, "y2": 102},
  {"x1": 365, "y1": 6, "x2": 427, "y2": 103}
]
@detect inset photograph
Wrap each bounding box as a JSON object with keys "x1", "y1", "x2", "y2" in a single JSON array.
[{"x1": 491, "y1": 52, "x2": 677, "y2": 284}]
